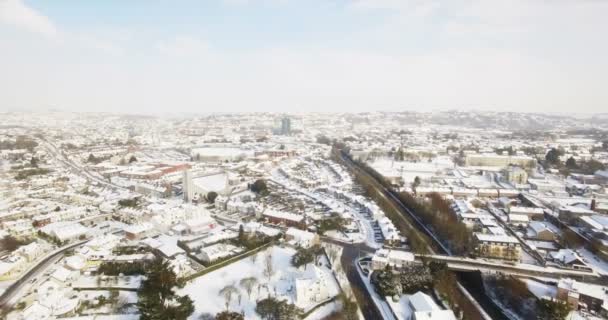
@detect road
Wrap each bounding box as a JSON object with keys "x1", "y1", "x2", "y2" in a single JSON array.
[
  {"x1": 0, "y1": 240, "x2": 88, "y2": 309},
  {"x1": 38, "y1": 137, "x2": 127, "y2": 191},
  {"x1": 339, "y1": 243, "x2": 384, "y2": 320}
]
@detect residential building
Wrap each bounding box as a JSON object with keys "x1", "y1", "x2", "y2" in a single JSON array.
[
  {"x1": 371, "y1": 249, "x2": 415, "y2": 270},
  {"x1": 473, "y1": 233, "x2": 521, "y2": 261}
]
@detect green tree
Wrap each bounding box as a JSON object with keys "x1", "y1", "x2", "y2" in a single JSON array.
[
  {"x1": 580, "y1": 159, "x2": 606, "y2": 174},
  {"x1": 251, "y1": 179, "x2": 268, "y2": 194},
  {"x1": 395, "y1": 148, "x2": 405, "y2": 161},
  {"x1": 237, "y1": 225, "x2": 246, "y2": 245},
  {"x1": 215, "y1": 311, "x2": 244, "y2": 320},
  {"x1": 536, "y1": 299, "x2": 571, "y2": 320},
  {"x1": 207, "y1": 191, "x2": 218, "y2": 203},
  {"x1": 291, "y1": 247, "x2": 315, "y2": 270},
  {"x1": 87, "y1": 153, "x2": 99, "y2": 164},
  {"x1": 545, "y1": 148, "x2": 562, "y2": 167},
  {"x1": 30, "y1": 157, "x2": 39, "y2": 167},
  {"x1": 0, "y1": 235, "x2": 30, "y2": 252},
  {"x1": 137, "y1": 258, "x2": 194, "y2": 320},
  {"x1": 129, "y1": 155, "x2": 137, "y2": 163},
  {"x1": 411, "y1": 176, "x2": 421, "y2": 192},
  {"x1": 255, "y1": 297, "x2": 303, "y2": 320},
  {"x1": 370, "y1": 266, "x2": 399, "y2": 297},
  {"x1": 565, "y1": 157, "x2": 577, "y2": 169}
]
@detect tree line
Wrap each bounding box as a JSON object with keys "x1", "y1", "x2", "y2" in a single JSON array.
[{"x1": 396, "y1": 192, "x2": 472, "y2": 255}]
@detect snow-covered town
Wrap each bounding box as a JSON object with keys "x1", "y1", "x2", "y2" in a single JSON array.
[{"x1": 0, "y1": 111, "x2": 607, "y2": 320}]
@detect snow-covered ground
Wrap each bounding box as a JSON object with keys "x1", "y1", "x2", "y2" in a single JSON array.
[
  {"x1": 369, "y1": 158, "x2": 454, "y2": 184},
  {"x1": 179, "y1": 245, "x2": 341, "y2": 319},
  {"x1": 524, "y1": 279, "x2": 557, "y2": 299},
  {"x1": 303, "y1": 300, "x2": 341, "y2": 320}
]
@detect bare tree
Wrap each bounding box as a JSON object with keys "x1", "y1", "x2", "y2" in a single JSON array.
[
  {"x1": 326, "y1": 246, "x2": 340, "y2": 268},
  {"x1": 219, "y1": 285, "x2": 239, "y2": 311},
  {"x1": 263, "y1": 251, "x2": 273, "y2": 282},
  {"x1": 240, "y1": 277, "x2": 258, "y2": 299}
]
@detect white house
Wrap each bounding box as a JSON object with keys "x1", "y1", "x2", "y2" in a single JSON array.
[
  {"x1": 408, "y1": 291, "x2": 457, "y2": 320},
  {"x1": 285, "y1": 228, "x2": 319, "y2": 248},
  {"x1": 371, "y1": 249, "x2": 415, "y2": 270},
  {"x1": 294, "y1": 266, "x2": 332, "y2": 307}
]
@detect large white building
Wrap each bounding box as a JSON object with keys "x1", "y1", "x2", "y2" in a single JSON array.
[
  {"x1": 465, "y1": 154, "x2": 537, "y2": 169},
  {"x1": 183, "y1": 170, "x2": 232, "y2": 202},
  {"x1": 294, "y1": 266, "x2": 332, "y2": 307}
]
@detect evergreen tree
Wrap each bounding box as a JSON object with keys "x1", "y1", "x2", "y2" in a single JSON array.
[
  {"x1": 137, "y1": 258, "x2": 194, "y2": 320},
  {"x1": 215, "y1": 311, "x2": 244, "y2": 320},
  {"x1": 565, "y1": 157, "x2": 577, "y2": 169},
  {"x1": 536, "y1": 299, "x2": 570, "y2": 320},
  {"x1": 255, "y1": 297, "x2": 302, "y2": 320},
  {"x1": 545, "y1": 148, "x2": 562, "y2": 166}
]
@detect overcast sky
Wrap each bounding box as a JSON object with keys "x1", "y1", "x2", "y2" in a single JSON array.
[{"x1": 0, "y1": 0, "x2": 607, "y2": 114}]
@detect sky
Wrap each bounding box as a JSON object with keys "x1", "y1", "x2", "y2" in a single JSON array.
[{"x1": 0, "y1": 0, "x2": 607, "y2": 114}]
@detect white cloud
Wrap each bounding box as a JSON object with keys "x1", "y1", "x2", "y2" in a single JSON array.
[
  {"x1": 156, "y1": 35, "x2": 212, "y2": 57},
  {"x1": 0, "y1": 0, "x2": 57, "y2": 37}
]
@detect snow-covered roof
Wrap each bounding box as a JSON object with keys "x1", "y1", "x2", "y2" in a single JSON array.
[
  {"x1": 550, "y1": 249, "x2": 584, "y2": 265},
  {"x1": 474, "y1": 233, "x2": 519, "y2": 244},
  {"x1": 286, "y1": 227, "x2": 316, "y2": 241},
  {"x1": 192, "y1": 173, "x2": 228, "y2": 192},
  {"x1": 263, "y1": 210, "x2": 304, "y2": 222},
  {"x1": 409, "y1": 292, "x2": 439, "y2": 312}
]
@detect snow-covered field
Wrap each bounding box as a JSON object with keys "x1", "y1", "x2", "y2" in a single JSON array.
[
  {"x1": 369, "y1": 158, "x2": 454, "y2": 184},
  {"x1": 179, "y1": 245, "x2": 341, "y2": 319}
]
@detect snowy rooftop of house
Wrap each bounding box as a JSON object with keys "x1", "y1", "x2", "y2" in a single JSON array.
[
  {"x1": 550, "y1": 249, "x2": 583, "y2": 265},
  {"x1": 263, "y1": 210, "x2": 304, "y2": 222},
  {"x1": 558, "y1": 278, "x2": 608, "y2": 302},
  {"x1": 373, "y1": 249, "x2": 415, "y2": 262},
  {"x1": 155, "y1": 235, "x2": 185, "y2": 257},
  {"x1": 509, "y1": 214, "x2": 529, "y2": 222},
  {"x1": 199, "y1": 243, "x2": 240, "y2": 260},
  {"x1": 409, "y1": 291, "x2": 440, "y2": 312},
  {"x1": 124, "y1": 222, "x2": 153, "y2": 234},
  {"x1": 528, "y1": 221, "x2": 553, "y2": 234},
  {"x1": 414, "y1": 310, "x2": 457, "y2": 320},
  {"x1": 487, "y1": 227, "x2": 507, "y2": 235},
  {"x1": 41, "y1": 222, "x2": 90, "y2": 241},
  {"x1": 192, "y1": 147, "x2": 252, "y2": 157},
  {"x1": 286, "y1": 227, "x2": 316, "y2": 240},
  {"x1": 588, "y1": 215, "x2": 608, "y2": 227},
  {"x1": 192, "y1": 173, "x2": 228, "y2": 191},
  {"x1": 510, "y1": 206, "x2": 544, "y2": 214},
  {"x1": 51, "y1": 266, "x2": 72, "y2": 282},
  {"x1": 475, "y1": 233, "x2": 520, "y2": 244}
]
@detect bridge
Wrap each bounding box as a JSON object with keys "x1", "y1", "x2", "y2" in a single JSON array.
[{"x1": 415, "y1": 254, "x2": 601, "y2": 281}]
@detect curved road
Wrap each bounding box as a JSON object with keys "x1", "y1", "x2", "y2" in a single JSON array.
[{"x1": 0, "y1": 240, "x2": 88, "y2": 309}]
